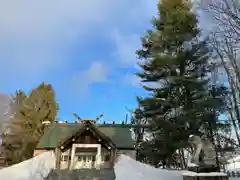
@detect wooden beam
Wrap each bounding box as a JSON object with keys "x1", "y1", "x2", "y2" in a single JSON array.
[
  {"x1": 55, "y1": 148, "x2": 61, "y2": 169},
  {"x1": 110, "y1": 148, "x2": 117, "y2": 167},
  {"x1": 72, "y1": 112, "x2": 82, "y2": 122},
  {"x1": 67, "y1": 148, "x2": 71, "y2": 170},
  {"x1": 95, "y1": 113, "x2": 104, "y2": 122}
]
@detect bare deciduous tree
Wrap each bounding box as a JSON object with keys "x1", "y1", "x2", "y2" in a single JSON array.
[{"x1": 203, "y1": 0, "x2": 240, "y2": 144}]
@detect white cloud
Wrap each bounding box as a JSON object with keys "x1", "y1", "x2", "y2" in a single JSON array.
[
  {"x1": 0, "y1": 0, "x2": 114, "y2": 82},
  {"x1": 0, "y1": 0, "x2": 213, "y2": 87},
  {"x1": 0, "y1": 0, "x2": 160, "y2": 94},
  {"x1": 65, "y1": 61, "x2": 109, "y2": 97},
  {"x1": 122, "y1": 74, "x2": 141, "y2": 87},
  {"x1": 108, "y1": 0, "x2": 158, "y2": 68},
  {"x1": 111, "y1": 30, "x2": 141, "y2": 67},
  {"x1": 85, "y1": 61, "x2": 109, "y2": 83}
]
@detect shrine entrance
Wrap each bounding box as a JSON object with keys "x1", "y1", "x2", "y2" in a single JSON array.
[
  {"x1": 70, "y1": 144, "x2": 101, "y2": 169},
  {"x1": 75, "y1": 155, "x2": 96, "y2": 168}
]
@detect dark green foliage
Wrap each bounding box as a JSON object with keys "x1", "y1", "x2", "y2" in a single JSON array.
[
  {"x1": 3, "y1": 83, "x2": 59, "y2": 165},
  {"x1": 134, "y1": 0, "x2": 228, "y2": 167}
]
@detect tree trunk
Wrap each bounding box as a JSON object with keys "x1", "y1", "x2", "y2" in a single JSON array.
[
  {"x1": 209, "y1": 125, "x2": 220, "y2": 172},
  {"x1": 180, "y1": 148, "x2": 187, "y2": 169},
  {"x1": 228, "y1": 106, "x2": 240, "y2": 144}
]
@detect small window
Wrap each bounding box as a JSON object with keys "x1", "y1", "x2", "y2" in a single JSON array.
[
  {"x1": 104, "y1": 155, "x2": 110, "y2": 161},
  {"x1": 61, "y1": 155, "x2": 68, "y2": 162},
  {"x1": 61, "y1": 155, "x2": 71, "y2": 161},
  {"x1": 92, "y1": 155, "x2": 96, "y2": 161}
]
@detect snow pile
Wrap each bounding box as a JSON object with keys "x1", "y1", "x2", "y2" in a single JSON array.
[
  {"x1": 114, "y1": 155, "x2": 183, "y2": 180},
  {"x1": 0, "y1": 151, "x2": 55, "y2": 180},
  {"x1": 181, "y1": 171, "x2": 227, "y2": 177},
  {"x1": 225, "y1": 155, "x2": 240, "y2": 171},
  {"x1": 229, "y1": 155, "x2": 240, "y2": 163},
  {"x1": 114, "y1": 155, "x2": 229, "y2": 180},
  {"x1": 225, "y1": 162, "x2": 240, "y2": 171}
]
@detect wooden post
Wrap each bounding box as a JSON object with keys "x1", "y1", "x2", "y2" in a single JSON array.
[
  {"x1": 70, "y1": 145, "x2": 76, "y2": 169},
  {"x1": 67, "y1": 148, "x2": 71, "y2": 169},
  {"x1": 55, "y1": 148, "x2": 61, "y2": 169},
  {"x1": 110, "y1": 148, "x2": 116, "y2": 167}
]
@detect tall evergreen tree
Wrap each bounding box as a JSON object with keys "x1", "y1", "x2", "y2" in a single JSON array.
[
  {"x1": 135, "y1": 0, "x2": 228, "y2": 167},
  {"x1": 3, "y1": 83, "x2": 58, "y2": 164}
]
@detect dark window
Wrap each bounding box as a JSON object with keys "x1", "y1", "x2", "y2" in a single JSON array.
[
  {"x1": 75, "y1": 147, "x2": 97, "y2": 153},
  {"x1": 104, "y1": 155, "x2": 110, "y2": 161},
  {"x1": 92, "y1": 155, "x2": 96, "y2": 161},
  {"x1": 62, "y1": 155, "x2": 69, "y2": 162}
]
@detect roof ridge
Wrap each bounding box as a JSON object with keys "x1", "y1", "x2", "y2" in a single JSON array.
[
  {"x1": 53, "y1": 123, "x2": 134, "y2": 126},
  {"x1": 36, "y1": 122, "x2": 135, "y2": 149}
]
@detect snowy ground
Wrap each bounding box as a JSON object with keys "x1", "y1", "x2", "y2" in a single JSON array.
[
  {"x1": 115, "y1": 155, "x2": 230, "y2": 180},
  {"x1": 0, "y1": 152, "x2": 236, "y2": 180},
  {"x1": 225, "y1": 155, "x2": 240, "y2": 180},
  {"x1": 0, "y1": 151, "x2": 55, "y2": 180},
  {"x1": 225, "y1": 154, "x2": 240, "y2": 171},
  {"x1": 115, "y1": 155, "x2": 183, "y2": 180}
]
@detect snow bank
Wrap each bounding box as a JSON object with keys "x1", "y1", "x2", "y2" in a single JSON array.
[
  {"x1": 181, "y1": 171, "x2": 227, "y2": 176},
  {"x1": 0, "y1": 152, "x2": 230, "y2": 180},
  {"x1": 114, "y1": 155, "x2": 228, "y2": 180},
  {"x1": 225, "y1": 155, "x2": 240, "y2": 171},
  {"x1": 114, "y1": 155, "x2": 183, "y2": 180},
  {"x1": 226, "y1": 162, "x2": 240, "y2": 171},
  {"x1": 228, "y1": 155, "x2": 240, "y2": 164},
  {"x1": 0, "y1": 151, "x2": 55, "y2": 180}
]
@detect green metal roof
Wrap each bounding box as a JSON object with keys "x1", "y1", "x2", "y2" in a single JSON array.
[{"x1": 36, "y1": 123, "x2": 135, "y2": 149}]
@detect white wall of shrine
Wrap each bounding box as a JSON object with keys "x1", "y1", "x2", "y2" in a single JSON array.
[{"x1": 59, "y1": 144, "x2": 112, "y2": 169}]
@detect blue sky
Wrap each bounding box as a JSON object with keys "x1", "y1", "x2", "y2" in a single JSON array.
[
  {"x1": 0, "y1": 0, "x2": 159, "y2": 123},
  {"x1": 0, "y1": 0, "x2": 217, "y2": 123}
]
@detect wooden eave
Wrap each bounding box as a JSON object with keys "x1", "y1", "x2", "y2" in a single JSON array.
[{"x1": 58, "y1": 121, "x2": 116, "y2": 150}]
